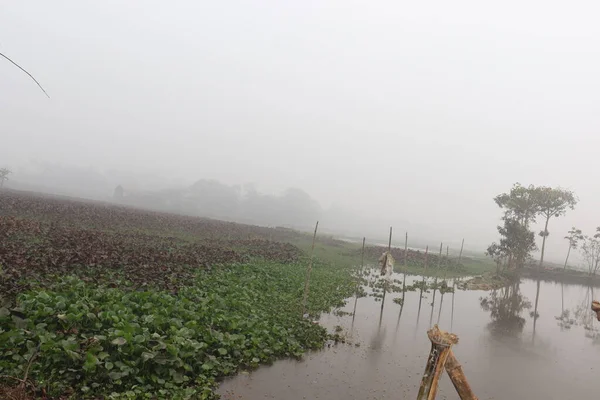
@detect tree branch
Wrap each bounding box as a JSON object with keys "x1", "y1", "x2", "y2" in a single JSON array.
[{"x1": 0, "y1": 52, "x2": 50, "y2": 98}]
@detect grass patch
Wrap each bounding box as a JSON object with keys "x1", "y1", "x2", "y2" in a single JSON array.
[
  {"x1": 391, "y1": 257, "x2": 495, "y2": 278},
  {"x1": 0, "y1": 260, "x2": 354, "y2": 399},
  {"x1": 288, "y1": 236, "x2": 366, "y2": 268}
]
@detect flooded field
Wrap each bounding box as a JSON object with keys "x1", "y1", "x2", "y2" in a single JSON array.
[{"x1": 219, "y1": 272, "x2": 600, "y2": 400}]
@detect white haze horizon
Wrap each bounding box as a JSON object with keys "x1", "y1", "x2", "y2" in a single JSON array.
[{"x1": 3, "y1": 1, "x2": 600, "y2": 266}]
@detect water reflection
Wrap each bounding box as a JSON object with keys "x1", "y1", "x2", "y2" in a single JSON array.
[
  {"x1": 556, "y1": 284, "x2": 600, "y2": 342},
  {"x1": 219, "y1": 273, "x2": 600, "y2": 400},
  {"x1": 531, "y1": 277, "x2": 541, "y2": 343},
  {"x1": 450, "y1": 278, "x2": 456, "y2": 331},
  {"x1": 480, "y1": 282, "x2": 532, "y2": 337}
]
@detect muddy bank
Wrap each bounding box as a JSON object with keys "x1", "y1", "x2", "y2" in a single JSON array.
[{"x1": 459, "y1": 273, "x2": 513, "y2": 290}]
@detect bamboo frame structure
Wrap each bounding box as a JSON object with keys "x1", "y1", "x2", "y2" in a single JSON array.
[
  {"x1": 417, "y1": 325, "x2": 458, "y2": 400},
  {"x1": 445, "y1": 351, "x2": 478, "y2": 400},
  {"x1": 592, "y1": 300, "x2": 600, "y2": 321},
  {"x1": 416, "y1": 325, "x2": 477, "y2": 400}
]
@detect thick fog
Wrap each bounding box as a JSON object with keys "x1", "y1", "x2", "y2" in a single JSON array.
[{"x1": 2, "y1": 1, "x2": 600, "y2": 263}]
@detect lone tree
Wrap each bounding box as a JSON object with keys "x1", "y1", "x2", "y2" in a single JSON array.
[
  {"x1": 498, "y1": 217, "x2": 537, "y2": 269},
  {"x1": 563, "y1": 227, "x2": 584, "y2": 271},
  {"x1": 494, "y1": 183, "x2": 539, "y2": 228},
  {"x1": 533, "y1": 187, "x2": 577, "y2": 270},
  {"x1": 491, "y1": 184, "x2": 538, "y2": 270},
  {"x1": 0, "y1": 168, "x2": 11, "y2": 188},
  {"x1": 581, "y1": 228, "x2": 600, "y2": 276}
]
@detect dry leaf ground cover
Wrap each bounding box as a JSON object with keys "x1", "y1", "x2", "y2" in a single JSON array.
[{"x1": 0, "y1": 191, "x2": 356, "y2": 399}]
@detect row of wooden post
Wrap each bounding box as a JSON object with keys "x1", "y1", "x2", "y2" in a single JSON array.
[
  {"x1": 301, "y1": 223, "x2": 475, "y2": 399},
  {"x1": 303, "y1": 222, "x2": 465, "y2": 317}
]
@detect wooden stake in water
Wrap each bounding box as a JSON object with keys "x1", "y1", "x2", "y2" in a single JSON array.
[
  {"x1": 451, "y1": 278, "x2": 456, "y2": 331},
  {"x1": 437, "y1": 292, "x2": 445, "y2": 325},
  {"x1": 381, "y1": 227, "x2": 393, "y2": 310},
  {"x1": 404, "y1": 231, "x2": 408, "y2": 266},
  {"x1": 458, "y1": 238, "x2": 465, "y2": 263},
  {"x1": 420, "y1": 245, "x2": 429, "y2": 322},
  {"x1": 443, "y1": 245, "x2": 450, "y2": 280},
  {"x1": 302, "y1": 221, "x2": 319, "y2": 317},
  {"x1": 352, "y1": 237, "x2": 366, "y2": 318}
]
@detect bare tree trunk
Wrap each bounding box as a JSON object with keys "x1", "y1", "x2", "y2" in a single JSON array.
[
  {"x1": 302, "y1": 221, "x2": 319, "y2": 316},
  {"x1": 538, "y1": 215, "x2": 550, "y2": 270},
  {"x1": 458, "y1": 238, "x2": 464, "y2": 263},
  {"x1": 563, "y1": 245, "x2": 571, "y2": 271}
]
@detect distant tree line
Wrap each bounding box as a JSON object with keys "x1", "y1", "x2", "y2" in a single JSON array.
[{"x1": 120, "y1": 179, "x2": 322, "y2": 229}]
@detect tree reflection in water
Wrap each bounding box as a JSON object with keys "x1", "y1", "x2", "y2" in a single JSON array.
[
  {"x1": 556, "y1": 284, "x2": 600, "y2": 343},
  {"x1": 480, "y1": 282, "x2": 532, "y2": 337}
]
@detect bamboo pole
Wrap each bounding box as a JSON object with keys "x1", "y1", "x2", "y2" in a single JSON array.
[
  {"x1": 424, "y1": 245, "x2": 429, "y2": 272},
  {"x1": 458, "y1": 238, "x2": 464, "y2": 263},
  {"x1": 443, "y1": 245, "x2": 449, "y2": 279},
  {"x1": 416, "y1": 325, "x2": 458, "y2": 400},
  {"x1": 451, "y1": 279, "x2": 456, "y2": 332},
  {"x1": 302, "y1": 221, "x2": 319, "y2": 316},
  {"x1": 437, "y1": 292, "x2": 444, "y2": 325},
  {"x1": 429, "y1": 244, "x2": 442, "y2": 325},
  {"x1": 404, "y1": 231, "x2": 408, "y2": 266},
  {"x1": 429, "y1": 291, "x2": 436, "y2": 328},
  {"x1": 381, "y1": 227, "x2": 393, "y2": 310},
  {"x1": 445, "y1": 351, "x2": 478, "y2": 400},
  {"x1": 352, "y1": 237, "x2": 366, "y2": 317},
  {"x1": 401, "y1": 234, "x2": 407, "y2": 302}
]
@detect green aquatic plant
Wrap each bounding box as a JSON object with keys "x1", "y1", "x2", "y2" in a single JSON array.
[{"x1": 0, "y1": 260, "x2": 355, "y2": 399}]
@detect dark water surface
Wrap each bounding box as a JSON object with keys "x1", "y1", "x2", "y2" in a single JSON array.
[{"x1": 219, "y1": 272, "x2": 600, "y2": 400}]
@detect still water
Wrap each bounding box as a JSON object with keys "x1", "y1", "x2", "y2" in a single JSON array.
[{"x1": 219, "y1": 272, "x2": 600, "y2": 400}]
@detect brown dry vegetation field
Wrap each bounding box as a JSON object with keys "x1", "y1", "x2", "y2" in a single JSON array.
[{"x1": 0, "y1": 190, "x2": 308, "y2": 299}]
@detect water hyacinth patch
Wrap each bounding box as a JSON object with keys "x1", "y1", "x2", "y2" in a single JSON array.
[{"x1": 0, "y1": 260, "x2": 355, "y2": 399}]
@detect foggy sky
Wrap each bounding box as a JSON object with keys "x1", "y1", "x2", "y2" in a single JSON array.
[{"x1": 2, "y1": 1, "x2": 600, "y2": 263}]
